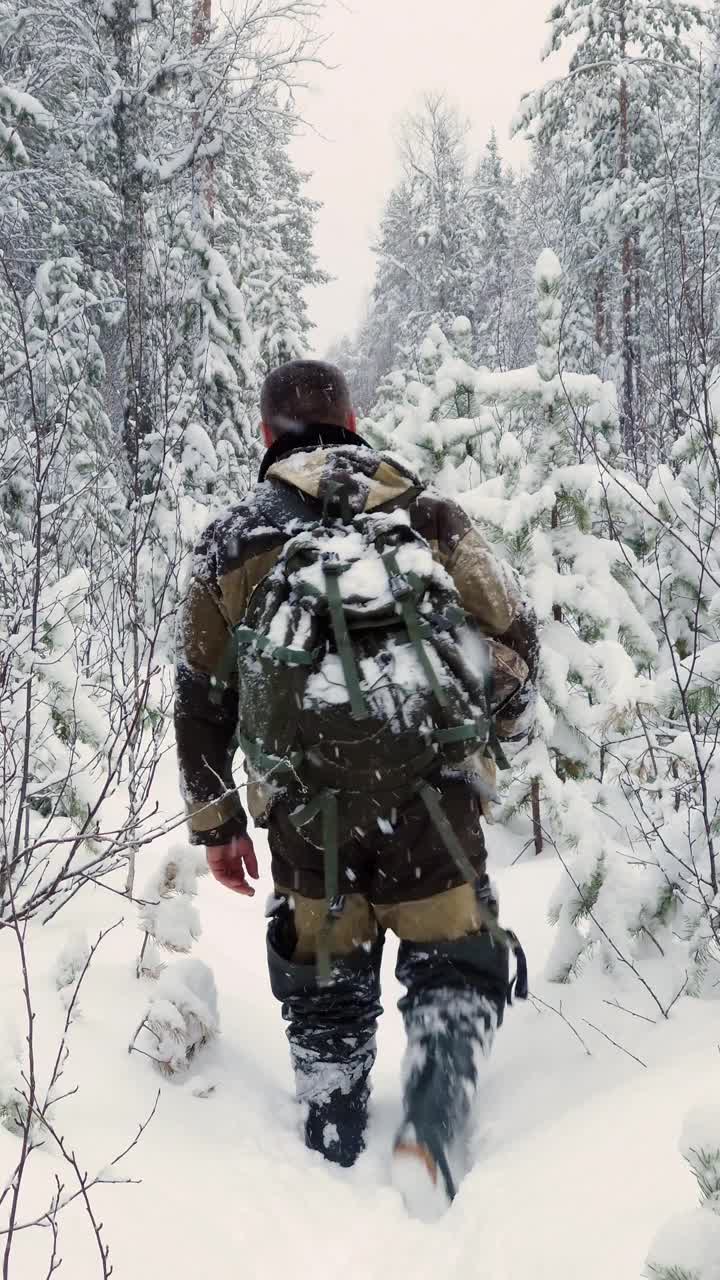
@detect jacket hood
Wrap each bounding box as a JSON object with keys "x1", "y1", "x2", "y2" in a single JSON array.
[
  {"x1": 264, "y1": 437, "x2": 422, "y2": 517},
  {"x1": 258, "y1": 422, "x2": 367, "y2": 483}
]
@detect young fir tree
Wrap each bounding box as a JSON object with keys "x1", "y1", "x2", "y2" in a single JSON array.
[
  {"x1": 367, "y1": 252, "x2": 660, "y2": 986},
  {"x1": 515, "y1": 136, "x2": 601, "y2": 377},
  {"x1": 471, "y1": 131, "x2": 532, "y2": 371},
  {"x1": 137, "y1": 845, "x2": 209, "y2": 977},
  {"x1": 363, "y1": 316, "x2": 503, "y2": 494},
  {"x1": 647, "y1": 1107, "x2": 720, "y2": 1280},
  {"x1": 490, "y1": 252, "x2": 658, "y2": 984},
  {"x1": 132, "y1": 957, "x2": 220, "y2": 1077}
]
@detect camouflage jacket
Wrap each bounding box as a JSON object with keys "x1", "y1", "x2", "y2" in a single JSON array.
[{"x1": 175, "y1": 425, "x2": 539, "y2": 846}]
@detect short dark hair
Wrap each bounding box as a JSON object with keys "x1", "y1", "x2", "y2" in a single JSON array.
[{"x1": 260, "y1": 360, "x2": 353, "y2": 433}]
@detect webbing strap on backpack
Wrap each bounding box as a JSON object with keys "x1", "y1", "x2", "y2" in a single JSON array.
[
  {"x1": 482, "y1": 664, "x2": 513, "y2": 772},
  {"x1": 383, "y1": 549, "x2": 449, "y2": 709},
  {"x1": 323, "y1": 565, "x2": 367, "y2": 720},
  {"x1": 416, "y1": 780, "x2": 528, "y2": 1002},
  {"x1": 237, "y1": 733, "x2": 303, "y2": 777},
  {"x1": 290, "y1": 789, "x2": 344, "y2": 984}
]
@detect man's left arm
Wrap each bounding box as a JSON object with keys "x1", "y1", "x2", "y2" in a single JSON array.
[{"x1": 431, "y1": 497, "x2": 540, "y2": 743}]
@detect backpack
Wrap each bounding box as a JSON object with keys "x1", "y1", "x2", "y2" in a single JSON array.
[{"x1": 217, "y1": 496, "x2": 528, "y2": 988}]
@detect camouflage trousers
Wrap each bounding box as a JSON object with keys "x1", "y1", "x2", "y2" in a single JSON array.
[{"x1": 268, "y1": 773, "x2": 491, "y2": 957}]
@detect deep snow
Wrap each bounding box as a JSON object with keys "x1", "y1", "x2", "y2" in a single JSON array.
[{"x1": 1, "y1": 757, "x2": 718, "y2": 1278}]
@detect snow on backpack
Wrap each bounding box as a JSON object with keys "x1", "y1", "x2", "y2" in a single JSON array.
[{"x1": 216, "y1": 503, "x2": 527, "y2": 987}]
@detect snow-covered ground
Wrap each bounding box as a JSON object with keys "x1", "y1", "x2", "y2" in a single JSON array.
[{"x1": 2, "y1": 757, "x2": 718, "y2": 1278}]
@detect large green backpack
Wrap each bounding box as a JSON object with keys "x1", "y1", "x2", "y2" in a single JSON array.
[{"x1": 220, "y1": 504, "x2": 525, "y2": 982}]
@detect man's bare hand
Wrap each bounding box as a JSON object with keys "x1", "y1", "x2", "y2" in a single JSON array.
[{"x1": 206, "y1": 836, "x2": 259, "y2": 897}]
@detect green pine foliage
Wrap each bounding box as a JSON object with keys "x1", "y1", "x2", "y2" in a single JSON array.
[{"x1": 647, "y1": 1108, "x2": 720, "y2": 1280}]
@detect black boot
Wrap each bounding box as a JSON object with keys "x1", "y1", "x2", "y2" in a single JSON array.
[
  {"x1": 267, "y1": 902, "x2": 384, "y2": 1167},
  {"x1": 392, "y1": 934, "x2": 507, "y2": 1219}
]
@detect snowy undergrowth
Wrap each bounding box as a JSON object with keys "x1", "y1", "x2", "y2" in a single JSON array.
[{"x1": 1, "y1": 757, "x2": 718, "y2": 1278}]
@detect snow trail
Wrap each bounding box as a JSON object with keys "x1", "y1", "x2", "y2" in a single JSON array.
[{"x1": 1, "y1": 766, "x2": 718, "y2": 1277}]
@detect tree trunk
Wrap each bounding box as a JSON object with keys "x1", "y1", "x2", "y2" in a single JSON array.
[
  {"x1": 633, "y1": 227, "x2": 645, "y2": 475},
  {"x1": 191, "y1": 0, "x2": 215, "y2": 228},
  {"x1": 594, "y1": 267, "x2": 608, "y2": 354},
  {"x1": 531, "y1": 779, "x2": 543, "y2": 856},
  {"x1": 621, "y1": 227, "x2": 636, "y2": 462},
  {"x1": 618, "y1": 5, "x2": 636, "y2": 467},
  {"x1": 109, "y1": 1, "x2": 154, "y2": 483},
  {"x1": 551, "y1": 503, "x2": 563, "y2": 624}
]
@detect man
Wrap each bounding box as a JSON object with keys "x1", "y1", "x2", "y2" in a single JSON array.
[{"x1": 175, "y1": 359, "x2": 538, "y2": 1218}]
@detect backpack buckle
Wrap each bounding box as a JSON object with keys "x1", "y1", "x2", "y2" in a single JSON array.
[
  {"x1": 387, "y1": 573, "x2": 412, "y2": 601},
  {"x1": 323, "y1": 560, "x2": 344, "y2": 578}
]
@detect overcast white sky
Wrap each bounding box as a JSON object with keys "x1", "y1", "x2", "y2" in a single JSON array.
[{"x1": 291, "y1": 0, "x2": 559, "y2": 353}]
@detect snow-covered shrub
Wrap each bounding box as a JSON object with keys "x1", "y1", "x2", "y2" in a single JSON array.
[
  {"x1": 0, "y1": 1058, "x2": 28, "y2": 1140},
  {"x1": 367, "y1": 252, "x2": 652, "y2": 876},
  {"x1": 132, "y1": 959, "x2": 219, "y2": 1078},
  {"x1": 54, "y1": 930, "x2": 91, "y2": 1007},
  {"x1": 364, "y1": 251, "x2": 718, "y2": 1007},
  {"x1": 647, "y1": 1108, "x2": 720, "y2": 1280},
  {"x1": 137, "y1": 845, "x2": 208, "y2": 976}
]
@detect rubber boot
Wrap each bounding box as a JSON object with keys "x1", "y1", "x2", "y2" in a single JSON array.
[
  {"x1": 392, "y1": 934, "x2": 507, "y2": 1220},
  {"x1": 267, "y1": 900, "x2": 384, "y2": 1167}
]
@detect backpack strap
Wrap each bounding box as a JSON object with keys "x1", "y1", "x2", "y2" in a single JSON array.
[
  {"x1": 237, "y1": 732, "x2": 303, "y2": 777},
  {"x1": 323, "y1": 564, "x2": 368, "y2": 720},
  {"x1": 480, "y1": 662, "x2": 513, "y2": 771},
  {"x1": 382, "y1": 548, "x2": 449, "y2": 709},
  {"x1": 416, "y1": 780, "x2": 528, "y2": 1001},
  {"x1": 235, "y1": 626, "x2": 319, "y2": 667},
  {"x1": 291, "y1": 789, "x2": 345, "y2": 985}
]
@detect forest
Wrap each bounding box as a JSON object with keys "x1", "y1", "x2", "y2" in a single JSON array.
[{"x1": 1, "y1": 1, "x2": 719, "y2": 1276}]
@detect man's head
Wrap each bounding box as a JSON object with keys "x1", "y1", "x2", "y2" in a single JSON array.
[{"x1": 260, "y1": 360, "x2": 356, "y2": 447}]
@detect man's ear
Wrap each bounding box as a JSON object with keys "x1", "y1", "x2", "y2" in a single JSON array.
[
  {"x1": 261, "y1": 422, "x2": 275, "y2": 448},
  {"x1": 346, "y1": 410, "x2": 358, "y2": 434}
]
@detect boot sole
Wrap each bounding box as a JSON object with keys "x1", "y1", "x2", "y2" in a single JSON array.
[{"x1": 392, "y1": 1141, "x2": 451, "y2": 1223}]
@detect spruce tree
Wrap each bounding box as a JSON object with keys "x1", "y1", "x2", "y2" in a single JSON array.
[
  {"x1": 472, "y1": 131, "x2": 531, "y2": 371},
  {"x1": 518, "y1": 0, "x2": 709, "y2": 468}
]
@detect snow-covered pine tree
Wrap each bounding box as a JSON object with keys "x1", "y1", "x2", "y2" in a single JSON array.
[
  {"x1": 367, "y1": 95, "x2": 479, "y2": 382},
  {"x1": 363, "y1": 316, "x2": 503, "y2": 494},
  {"x1": 618, "y1": 379, "x2": 720, "y2": 997},
  {"x1": 137, "y1": 845, "x2": 209, "y2": 978},
  {"x1": 517, "y1": 0, "x2": 710, "y2": 470},
  {"x1": 227, "y1": 107, "x2": 328, "y2": 375},
  {"x1": 0, "y1": 0, "x2": 325, "y2": 922},
  {"x1": 647, "y1": 1107, "x2": 720, "y2": 1280},
  {"x1": 513, "y1": 135, "x2": 600, "y2": 378},
  {"x1": 368, "y1": 251, "x2": 661, "y2": 990},
  {"x1": 132, "y1": 958, "x2": 220, "y2": 1077},
  {"x1": 0, "y1": 220, "x2": 135, "y2": 922},
  {"x1": 485, "y1": 252, "x2": 659, "y2": 984},
  {"x1": 471, "y1": 131, "x2": 532, "y2": 371}
]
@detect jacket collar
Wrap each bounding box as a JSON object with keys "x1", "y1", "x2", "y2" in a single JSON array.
[{"x1": 257, "y1": 422, "x2": 369, "y2": 483}]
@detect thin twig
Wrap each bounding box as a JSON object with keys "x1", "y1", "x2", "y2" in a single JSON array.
[
  {"x1": 603, "y1": 998, "x2": 657, "y2": 1025},
  {"x1": 529, "y1": 992, "x2": 592, "y2": 1056},
  {"x1": 582, "y1": 1019, "x2": 648, "y2": 1068}
]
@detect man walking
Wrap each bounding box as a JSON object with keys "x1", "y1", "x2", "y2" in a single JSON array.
[{"x1": 175, "y1": 360, "x2": 538, "y2": 1218}]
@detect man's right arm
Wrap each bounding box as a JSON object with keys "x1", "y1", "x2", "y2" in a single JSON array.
[{"x1": 174, "y1": 537, "x2": 248, "y2": 847}]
